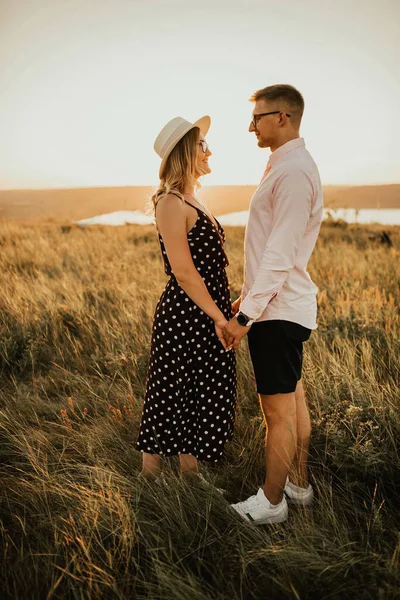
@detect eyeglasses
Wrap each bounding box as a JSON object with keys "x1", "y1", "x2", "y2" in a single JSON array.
[
  {"x1": 198, "y1": 140, "x2": 210, "y2": 153},
  {"x1": 251, "y1": 111, "x2": 291, "y2": 128}
]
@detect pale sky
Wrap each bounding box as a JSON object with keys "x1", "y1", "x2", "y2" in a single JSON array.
[{"x1": 1, "y1": 0, "x2": 399, "y2": 189}]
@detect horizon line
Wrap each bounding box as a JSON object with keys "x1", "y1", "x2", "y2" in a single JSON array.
[{"x1": 1, "y1": 182, "x2": 400, "y2": 193}]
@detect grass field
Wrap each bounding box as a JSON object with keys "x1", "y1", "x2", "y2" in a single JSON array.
[{"x1": 0, "y1": 219, "x2": 399, "y2": 599}]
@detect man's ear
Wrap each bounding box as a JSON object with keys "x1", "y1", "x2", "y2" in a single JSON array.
[{"x1": 278, "y1": 112, "x2": 288, "y2": 126}]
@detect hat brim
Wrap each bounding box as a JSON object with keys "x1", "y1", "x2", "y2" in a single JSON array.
[{"x1": 159, "y1": 115, "x2": 211, "y2": 179}]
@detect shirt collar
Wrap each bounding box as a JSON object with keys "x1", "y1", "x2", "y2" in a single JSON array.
[{"x1": 268, "y1": 137, "x2": 305, "y2": 167}]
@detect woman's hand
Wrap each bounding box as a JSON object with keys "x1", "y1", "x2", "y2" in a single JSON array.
[
  {"x1": 214, "y1": 318, "x2": 233, "y2": 351},
  {"x1": 231, "y1": 296, "x2": 242, "y2": 316}
]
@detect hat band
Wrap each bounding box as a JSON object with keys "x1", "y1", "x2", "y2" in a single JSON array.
[{"x1": 160, "y1": 122, "x2": 194, "y2": 157}]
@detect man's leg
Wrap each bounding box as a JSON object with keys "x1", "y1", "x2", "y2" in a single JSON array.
[
  {"x1": 290, "y1": 379, "x2": 312, "y2": 488},
  {"x1": 259, "y1": 391, "x2": 297, "y2": 505}
]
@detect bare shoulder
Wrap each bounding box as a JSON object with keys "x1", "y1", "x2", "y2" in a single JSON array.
[
  {"x1": 155, "y1": 193, "x2": 184, "y2": 211},
  {"x1": 155, "y1": 194, "x2": 188, "y2": 234}
]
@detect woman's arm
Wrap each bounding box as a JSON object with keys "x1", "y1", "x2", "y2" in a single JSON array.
[{"x1": 155, "y1": 194, "x2": 226, "y2": 324}]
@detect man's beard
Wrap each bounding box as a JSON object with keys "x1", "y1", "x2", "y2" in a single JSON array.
[{"x1": 257, "y1": 136, "x2": 269, "y2": 148}]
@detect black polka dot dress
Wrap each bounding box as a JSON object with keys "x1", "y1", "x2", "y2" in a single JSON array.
[{"x1": 136, "y1": 200, "x2": 237, "y2": 462}]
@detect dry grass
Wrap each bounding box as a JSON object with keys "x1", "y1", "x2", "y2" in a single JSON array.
[{"x1": 0, "y1": 219, "x2": 399, "y2": 599}]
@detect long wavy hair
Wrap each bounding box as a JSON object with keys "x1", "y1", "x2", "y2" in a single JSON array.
[{"x1": 148, "y1": 127, "x2": 201, "y2": 214}]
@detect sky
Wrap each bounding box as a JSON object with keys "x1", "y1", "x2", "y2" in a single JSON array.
[{"x1": 1, "y1": 0, "x2": 399, "y2": 189}]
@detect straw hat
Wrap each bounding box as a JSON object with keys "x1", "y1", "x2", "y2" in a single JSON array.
[{"x1": 154, "y1": 116, "x2": 211, "y2": 179}]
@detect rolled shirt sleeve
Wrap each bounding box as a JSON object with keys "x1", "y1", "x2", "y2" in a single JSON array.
[{"x1": 240, "y1": 168, "x2": 313, "y2": 321}]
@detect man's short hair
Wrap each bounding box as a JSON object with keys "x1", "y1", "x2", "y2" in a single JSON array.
[{"x1": 250, "y1": 84, "x2": 305, "y2": 126}]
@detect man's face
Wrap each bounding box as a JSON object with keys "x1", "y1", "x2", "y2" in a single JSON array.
[{"x1": 249, "y1": 100, "x2": 280, "y2": 148}]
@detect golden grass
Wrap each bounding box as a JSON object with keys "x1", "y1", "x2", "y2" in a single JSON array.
[{"x1": 0, "y1": 219, "x2": 399, "y2": 599}]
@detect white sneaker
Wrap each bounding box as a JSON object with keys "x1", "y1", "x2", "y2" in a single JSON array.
[
  {"x1": 231, "y1": 488, "x2": 288, "y2": 524},
  {"x1": 284, "y1": 477, "x2": 313, "y2": 506}
]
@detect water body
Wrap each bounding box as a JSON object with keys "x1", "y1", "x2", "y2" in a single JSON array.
[{"x1": 76, "y1": 208, "x2": 400, "y2": 227}]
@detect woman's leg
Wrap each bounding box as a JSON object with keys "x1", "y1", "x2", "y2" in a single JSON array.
[
  {"x1": 179, "y1": 453, "x2": 199, "y2": 476},
  {"x1": 141, "y1": 452, "x2": 161, "y2": 477}
]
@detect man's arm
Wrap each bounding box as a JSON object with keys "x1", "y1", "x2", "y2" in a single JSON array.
[{"x1": 239, "y1": 167, "x2": 314, "y2": 320}]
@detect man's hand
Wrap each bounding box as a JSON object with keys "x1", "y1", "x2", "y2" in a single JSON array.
[
  {"x1": 223, "y1": 316, "x2": 251, "y2": 352},
  {"x1": 231, "y1": 296, "x2": 242, "y2": 316}
]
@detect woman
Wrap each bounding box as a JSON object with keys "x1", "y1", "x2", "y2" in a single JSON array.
[{"x1": 136, "y1": 116, "x2": 237, "y2": 483}]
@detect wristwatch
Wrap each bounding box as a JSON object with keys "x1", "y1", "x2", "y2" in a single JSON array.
[{"x1": 236, "y1": 311, "x2": 254, "y2": 327}]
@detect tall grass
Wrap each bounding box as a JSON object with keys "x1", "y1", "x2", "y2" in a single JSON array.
[{"x1": 0, "y1": 219, "x2": 399, "y2": 599}]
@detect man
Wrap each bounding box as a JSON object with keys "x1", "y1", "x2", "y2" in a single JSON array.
[{"x1": 225, "y1": 84, "x2": 323, "y2": 524}]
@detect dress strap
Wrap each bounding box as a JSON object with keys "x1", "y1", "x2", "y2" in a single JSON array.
[
  {"x1": 183, "y1": 199, "x2": 201, "y2": 211},
  {"x1": 155, "y1": 195, "x2": 220, "y2": 235},
  {"x1": 154, "y1": 191, "x2": 184, "y2": 208},
  {"x1": 184, "y1": 200, "x2": 225, "y2": 249},
  {"x1": 155, "y1": 193, "x2": 199, "y2": 211}
]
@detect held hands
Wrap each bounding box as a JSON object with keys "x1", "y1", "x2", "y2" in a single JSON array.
[
  {"x1": 214, "y1": 318, "x2": 233, "y2": 351},
  {"x1": 214, "y1": 297, "x2": 250, "y2": 353},
  {"x1": 225, "y1": 296, "x2": 251, "y2": 351},
  {"x1": 214, "y1": 318, "x2": 241, "y2": 352},
  {"x1": 223, "y1": 316, "x2": 250, "y2": 352}
]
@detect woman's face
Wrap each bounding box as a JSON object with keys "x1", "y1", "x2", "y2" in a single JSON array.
[{"x1": 194, "y1": 133, "x2": 212, "y2": 177}]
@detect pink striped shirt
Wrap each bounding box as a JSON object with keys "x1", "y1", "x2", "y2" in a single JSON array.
[{"x1": 240, "y1": 137, "x2": 323, "y2": 330}]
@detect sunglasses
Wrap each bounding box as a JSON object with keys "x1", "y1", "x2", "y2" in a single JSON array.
[{"x1": 198, "y1": 140, "x2": 210, "y2": 153}]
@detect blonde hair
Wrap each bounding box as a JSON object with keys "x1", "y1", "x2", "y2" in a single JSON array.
[{"x1": 149, "y1": 127, "x2": 201, "y2": 213}]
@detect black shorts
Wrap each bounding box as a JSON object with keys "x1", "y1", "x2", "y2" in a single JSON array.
[{"x1": 247, "y1": 319, "x2": 312, "y2": 395}]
